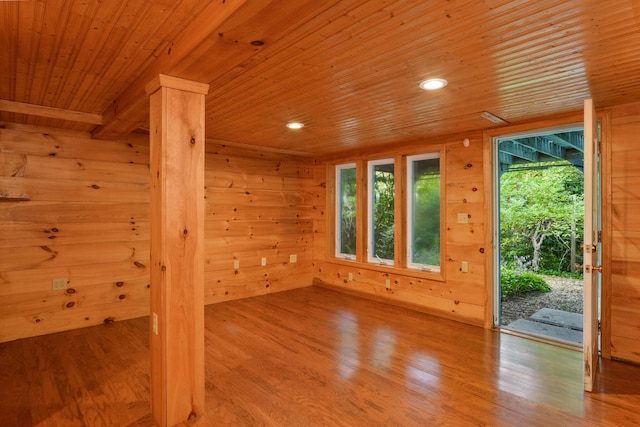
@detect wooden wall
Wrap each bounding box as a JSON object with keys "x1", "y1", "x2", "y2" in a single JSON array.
[
  {"x1": 0, "y1": 125, "x2": 319, "y2": 343},
  {"x1": 312, "y1": 133, "x2": 487, "y2": 326},
  {"x1": 606, "y1": 102, "x2": 640, "y2": 364},
  {"x1": 6, "y1": 104, "x2": 640, "y2": 366},
  {"x1": 202, "y1": 142, "x2": 319, "y2": 304},
  {"x1": 0, "y1": 125, "x2": 151, "y2": 343}
]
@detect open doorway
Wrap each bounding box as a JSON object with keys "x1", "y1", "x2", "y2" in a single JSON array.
[{"x1": 493, "y1": 125, "x2": 586, "y2": 347}]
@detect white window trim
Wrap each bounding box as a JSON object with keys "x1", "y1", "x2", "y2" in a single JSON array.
[
  {"x1": 367, "y1": 158, "x2": 395, "y2": 266},
  {"x1": 406, "y1": 152, "x2": 441, "y2": 272},
  {"x1": 336, "y1": 163, "x2": 357, "y2": 261}
]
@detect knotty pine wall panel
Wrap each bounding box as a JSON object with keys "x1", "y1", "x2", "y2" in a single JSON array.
[
  {"x1": 1, "y1": 126, "x2": 320, "y2": 342},
  {"x1": 313, "y1": 134, "x2": 487, "y2": 326},
  {"x1": 607, "y1": 102, "x2": 640, "y2": 364},
  {"x1": 203, "y1": 142, "x2": 320, "y2": 304},
  {"x1": 0, "y1": 125, "x2": 151, "y2": 343}
]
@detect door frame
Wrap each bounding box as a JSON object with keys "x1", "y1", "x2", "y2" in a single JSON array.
[
  {"x1": 488, "y1": 121, "x2": 586, "y2": 328},
  {"x1": 483, "y1": 111, "x2": 606, "y2": 389},
  {"x1": 483, "y1": 114, "x2": 592, "y2": 327}
]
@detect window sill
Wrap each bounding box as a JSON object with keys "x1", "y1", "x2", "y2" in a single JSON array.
[{"x1": 327, "y1": 257, "x2": 445, "y2": 282}]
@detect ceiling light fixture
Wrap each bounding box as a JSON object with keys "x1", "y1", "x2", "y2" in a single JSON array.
[
  {"x1": 480, "y1": 111, "x2": 509, "y2": 125},
  {"x1": 286, "y1": 122, "x2": 304, "y2": 129},
  {"x1": 419, "y1": 78, "x2": 448, "y2": 90}
]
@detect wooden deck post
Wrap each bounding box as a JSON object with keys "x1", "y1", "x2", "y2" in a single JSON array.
[{"x1": 145, "y1": 74, "x2": 209, "y2": 427}]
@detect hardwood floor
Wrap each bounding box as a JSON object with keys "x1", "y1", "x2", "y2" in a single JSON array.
[{"x1": 1, "y1": 286, "x2": 639, "y2": 426}]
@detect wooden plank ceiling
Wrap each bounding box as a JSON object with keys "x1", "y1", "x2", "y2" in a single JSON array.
[{"x1": 1, "y1": 0, "x2": 640, "y2": 156}]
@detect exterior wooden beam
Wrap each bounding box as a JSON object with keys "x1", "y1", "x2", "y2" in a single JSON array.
[{"x1": 146, "y1": 74, "x2": 209, "y2": 427}]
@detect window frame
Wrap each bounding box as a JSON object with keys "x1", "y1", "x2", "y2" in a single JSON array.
[
  {"x1": 367, "y1": 158, "x2": 396, "y2": 266},
  {"x1": 406, "y1": 152, "x2": 442, "y2": 272},
  {"x1": 335, "y1": 163, "x2": 357, "y2": 261}
]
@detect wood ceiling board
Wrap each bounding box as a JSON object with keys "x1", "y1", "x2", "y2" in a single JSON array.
[{"x1": 2, "y1": 0, "x2": 640, "y2": 154}]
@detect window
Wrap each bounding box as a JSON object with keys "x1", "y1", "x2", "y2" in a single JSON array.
[
  {"x1": 368, "y1": 159, "x2": 395, "y2": 264},
  {"x1": 407, "y1": 153, "x2": 441, "y2": 271},
  {"x1": 336, "y1": 163, "x2": 357, "y2": 260}
]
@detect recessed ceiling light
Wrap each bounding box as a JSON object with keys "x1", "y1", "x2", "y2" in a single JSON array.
[
  {"x1": 419, "y1": 78, "x2": 448, "y2": 90},
  {"x1": 286, "y1": 122, "x2": 304, "y2": 129}
]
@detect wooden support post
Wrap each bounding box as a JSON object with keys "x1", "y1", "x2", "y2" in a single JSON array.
[{"x1": 145, "y1": 74, "x2": 209, "y2": 427}]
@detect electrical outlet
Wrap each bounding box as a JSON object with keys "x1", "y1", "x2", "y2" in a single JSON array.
[
  {"x1": 461, "y1": 261, "x2": 469, "y2": 273},
  {"x1": 261, "y1": 257, "x2": 267, "y2": 266},
  {"x1": 457, "y1": 213, "x2": 469, "y2": 224},
  {"x1": 233, "y1": 259, "x2": 240, "y2": 269},
  {"x1": 385, "y1": 279, "x2": 391, "y2": 290},
  {"x1": 290, "y1": 254, "x2": 297, "y2": 263},
  {"x1": 348, "y1": 272, "x2": 353, "y2": 281},
  {"x1": 52, "y1": 278, "x2": 67, "y2": 291},
  {"x1": 152, "y1": 313, "x2": 158, "y2": 335}
]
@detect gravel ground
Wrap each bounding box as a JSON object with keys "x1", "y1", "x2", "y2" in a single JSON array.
[{"x1": 500, "y1": 275, "x2": 584, "y2": 326}]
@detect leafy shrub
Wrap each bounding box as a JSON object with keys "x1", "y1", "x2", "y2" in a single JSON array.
[{"x1": 500, "y1": 268, "x2": 551, "y2": 300}]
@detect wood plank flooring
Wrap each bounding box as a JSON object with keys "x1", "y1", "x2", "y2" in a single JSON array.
[{"x1": 1, "y1": 286, "x2": 640, "y2": 426}]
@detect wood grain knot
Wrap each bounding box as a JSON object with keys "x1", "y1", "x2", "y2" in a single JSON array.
[
  {"x1": 66, "y1": 301, "x2": 75, "y2": 308},
  {"x1": 115, "y1": 281, "x2": 124, "y2": 287},
  {"x1": 66, "y1": 288, "x2": 76, "y2": 294},
  {"x1": 103, "y1": 317, "x2": 115, "y2": 325}
]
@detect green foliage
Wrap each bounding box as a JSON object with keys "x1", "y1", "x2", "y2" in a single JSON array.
[
  {"x1": 411, "y1": 159, "x2": 440, "y2": 266},
  {"x1": 338, "y1": 167, "x2": 357, "y2": 255},
  {"x1": 500, "y1": 161, "x2": 584, "y2": 274},
  {"x1": 372, "y1": 166, "x2": 395, "y2": 260},
  {"x1": 500, "y1": 268, "x2": 551, "y2": 299}
]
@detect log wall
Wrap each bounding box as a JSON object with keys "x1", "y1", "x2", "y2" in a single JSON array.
[
  {"x1": 0, "y1": 125, "x2": 319, "y2": 342},
  {"x1": 312, "y1": 133, "x2": 487, "y2": 326}
]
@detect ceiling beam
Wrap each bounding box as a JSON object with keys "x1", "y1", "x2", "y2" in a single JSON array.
[
  {"x1": 0, "y1": 99, "x2": 102, "y2": 125},
  {"x1": 91, "y1": 0, "x2": 248, "y2": 140}
]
